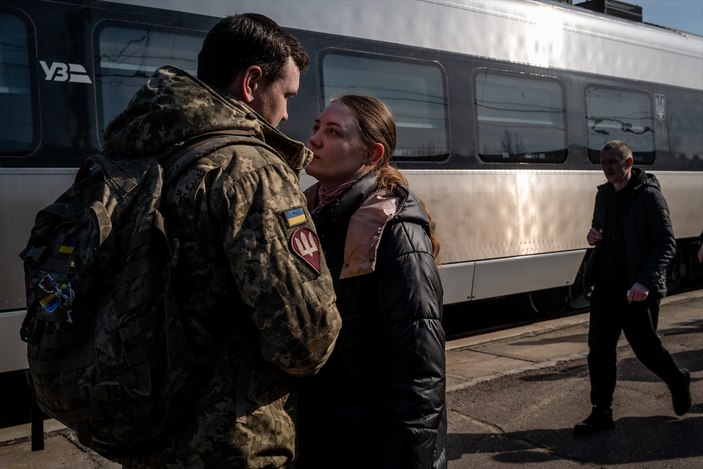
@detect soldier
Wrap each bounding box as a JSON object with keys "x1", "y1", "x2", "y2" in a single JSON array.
[{"x1": 103, "y1": 13, "x2": 341, "y2": 467}]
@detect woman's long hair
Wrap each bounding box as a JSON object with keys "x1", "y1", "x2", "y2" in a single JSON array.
[{"x1": 332, "y1": 94, "x2": 440, "y2": 262}]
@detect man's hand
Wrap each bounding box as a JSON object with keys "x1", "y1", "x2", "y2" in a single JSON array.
[
  {"x1": 627, "y1": 282, "x2": 649, "y2": 303},
  {"x1": 587, "y1": 227, "x2": 603, "y2": 246}
]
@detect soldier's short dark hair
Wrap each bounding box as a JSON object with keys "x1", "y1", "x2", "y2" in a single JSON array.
[{"x1": 197, "y1": 13, "x2": 310, "y2": 89}]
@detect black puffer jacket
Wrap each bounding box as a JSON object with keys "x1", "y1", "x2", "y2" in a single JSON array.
[
  {"x1": 586, "y1": 167, "x2": 676, "y2": 297},
  {"x1": 297, "y1": 172, "x2": 447, "y2": 469}
]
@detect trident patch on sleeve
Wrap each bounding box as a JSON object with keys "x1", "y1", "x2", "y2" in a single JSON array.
[{"x1": 290, "y1": 227, "x2": 321, "y2": 274}]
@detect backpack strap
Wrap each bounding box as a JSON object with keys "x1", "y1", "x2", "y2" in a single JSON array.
[{"x1": 161, "y1": 130, "x2": 274, "y2": 184}]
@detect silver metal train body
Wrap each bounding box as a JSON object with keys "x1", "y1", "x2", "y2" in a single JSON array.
[{"x1": 1, "y1": 0, "x2": 701, "y2": 373}]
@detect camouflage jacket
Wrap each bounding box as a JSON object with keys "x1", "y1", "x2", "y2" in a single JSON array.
[{"x1": 104, "y1": 66, "x2": 341, "y2": 468}]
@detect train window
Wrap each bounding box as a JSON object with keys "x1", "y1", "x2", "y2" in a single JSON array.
[
  {"x1": 320, "y1": 50, "x2": 448, "y2": 160},
  {"x1": 659, "y1": 93, "x2": 703, "y2": 162},
  {"x1": 95, "y1": 23, "x2": 205, "y2": 142},
  {"x1": 475, "y1": 71, "x2": 567, "y2": 163},
  {"x1": 0, "y1": 11, "x2": 37, "y2": 155},
  {"x1": 586, "y1": 86, "x2": 654, "y2": 164}
]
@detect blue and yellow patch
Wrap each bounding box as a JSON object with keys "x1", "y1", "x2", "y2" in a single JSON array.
[
  {"x1": 59, "y1": 239, "x2": 77, "y2": 254},
  {"x1": 284, "y1": 207, "x2": 307, "y2": 227}
]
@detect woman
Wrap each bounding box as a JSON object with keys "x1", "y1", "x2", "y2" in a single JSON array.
[{"x1": 296, "y1": 95, "x2": 446, "y2": 469}]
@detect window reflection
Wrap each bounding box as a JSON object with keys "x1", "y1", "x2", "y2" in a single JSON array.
[
  {"x1": 0, "y1": 11, "x2": 36, "y2": 155},
  {"x1": 586, "y1": 86, "x2": 654, "y2": 164},
  {"x1": 475, "y1": 71, "x2": 567, "y2": 163},
  {"x1": 96, "y1": 23, "x2": 204, "y2": 141},
  {"x1": 321, "y1": 50, "x2": 448, "y2": 160},
  {"x1": 662, "y1": 94, "x2": 702, "y2": 162}
]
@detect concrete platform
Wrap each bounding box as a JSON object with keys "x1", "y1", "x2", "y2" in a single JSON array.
[
  {"x1": 1, "y1": 289, "x2": 701, "y2": 468},
  {"x1": 447, "y1": 289, "x2": 703, "y2": 468}
]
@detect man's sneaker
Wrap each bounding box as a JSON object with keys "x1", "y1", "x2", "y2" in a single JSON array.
[
  {"x1": 573, "y1": 406, "x2": 615, "y2": 436},
  {"x1": 671, "y1": 368, "x2": 691, "y2": 416}
]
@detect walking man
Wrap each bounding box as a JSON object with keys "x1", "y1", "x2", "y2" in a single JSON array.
[{"x1": 575, "y1": 140, "x2": 691, "y2": 435}]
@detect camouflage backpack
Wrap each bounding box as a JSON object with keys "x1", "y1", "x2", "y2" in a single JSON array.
[{"x1": 18, "y1": 131, "x2": 261, "y2": 458}]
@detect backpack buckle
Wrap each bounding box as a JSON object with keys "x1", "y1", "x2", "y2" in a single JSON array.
[{"x1": 80, "y1": 381, "x2": 122, "y2": 401}]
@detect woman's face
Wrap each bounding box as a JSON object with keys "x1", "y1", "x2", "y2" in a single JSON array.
[{"x1": 306, "y1": 101, "x2": 372, "y2": 189}]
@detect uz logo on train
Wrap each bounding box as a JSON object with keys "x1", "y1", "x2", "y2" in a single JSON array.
[{"x1": 39, "y1": 61, "x2": 92, "y2": 84}]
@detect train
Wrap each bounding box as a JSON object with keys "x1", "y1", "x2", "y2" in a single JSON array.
[{"x1": 1, "y1": 0, "x2": 702, "y2": 375}]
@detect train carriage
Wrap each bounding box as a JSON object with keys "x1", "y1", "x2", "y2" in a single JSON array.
[{"x1": 1, "y1": 0, "x2": 702, "y2": 375}]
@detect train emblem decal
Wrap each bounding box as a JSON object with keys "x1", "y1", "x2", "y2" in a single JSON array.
[
  {"x1": 39, "y1": 61, "x2": 92, "y2": 84},
  {"x1": 654, "y1": 94, "x2": 666, "y2": 121}
]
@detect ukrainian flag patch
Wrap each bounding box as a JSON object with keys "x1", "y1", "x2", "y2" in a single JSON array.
[
  {"x1": 59, "y1": 239, "x2": 77, "y2": 254},
  {"x1": 284, "y1": 207, "x2": 307, "y2": 227}
]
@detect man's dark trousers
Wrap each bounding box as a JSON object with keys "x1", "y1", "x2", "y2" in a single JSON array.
[{"x1": 587, "y1": 284, "x2": 683, "y2": 408}]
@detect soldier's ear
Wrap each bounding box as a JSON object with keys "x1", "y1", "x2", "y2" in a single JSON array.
[{"x1": 229, "y1": 66, "x2": 263, "y2": 103}]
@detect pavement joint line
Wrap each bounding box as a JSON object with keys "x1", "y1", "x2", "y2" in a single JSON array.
[
  {"x1": 510, "y1": 435, "x2": 563, "y2": 459},
  {"x1": 475, "y1": 351, "x2": 542, "y2": 363},
  {"x1": 519, "y1": 441, "x2": 588, "y2": 467},
  {"x1": 452, "y1": 409, "x2": 579, "y2": 464},
  {"x1": 451, "y1": 410, "x2": 504, "y2": 434},
  {"x1": 459, "y1": 347, "x2": 542, "y2": 364}
]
